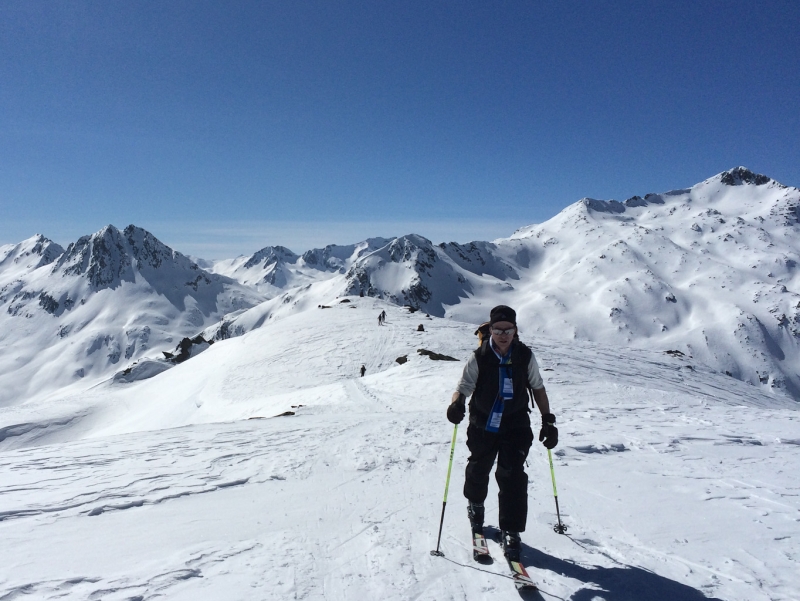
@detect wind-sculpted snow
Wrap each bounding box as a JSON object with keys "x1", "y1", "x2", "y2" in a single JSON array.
[{"x1": 0, "y1": 301, "x2": 798, "y2": 600}]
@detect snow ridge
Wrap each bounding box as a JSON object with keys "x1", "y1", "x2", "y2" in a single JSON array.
[{"x1": 1, "y1": 167, "x2": 799, "y2": 404}]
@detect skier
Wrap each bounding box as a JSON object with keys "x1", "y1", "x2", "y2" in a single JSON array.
[
  {"x1": 446, "y1": 305, "x2": 558, "y2": 563},
  {"x1": 378, "y1": 313, "x2": 383, "y2": 326},
  {"x1": 380, "y1": 310, "x2": 386, "y2": 322},
  {"x1": 360, "y1": 365, "x2": 366, "y2": 377}
]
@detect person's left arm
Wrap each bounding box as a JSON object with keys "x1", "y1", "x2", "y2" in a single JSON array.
[
  {"x1": 529, "y1": 352, "x2": 558, "y2": 448},
  {"x1": 527, "y1": 352, "x2": 550, "y2": 415}
]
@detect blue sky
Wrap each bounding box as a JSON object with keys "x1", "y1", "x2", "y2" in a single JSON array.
[{"x1": 1, "y1": 1, "x2": 798, "y2": 258}]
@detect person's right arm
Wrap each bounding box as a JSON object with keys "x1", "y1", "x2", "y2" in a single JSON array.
[{"x1": 447, "y1": 354, "x2": 479, "y2": 423}]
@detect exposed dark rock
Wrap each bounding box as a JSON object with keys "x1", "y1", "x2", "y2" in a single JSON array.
[
  {"x1": 38, "y1": 293, "x2": 59, "y2": 314},
  {"x1": 720, "y1": 167, "x2": 771, "y2": 186},
  {"x1": 583, "y1": 198, "x2": 626, "y2": 214},
  {"x1": 166, "y1": 335, "x2": 213, "y2": 364},
  {"x1": 243, "y1": 246, "x2": 299, "y2": 270},
  {"x1": 624, "y1": 195, "x2": 648, "y2": 208},
  {"x1": 417, "y1": 348, "x2": 458, "y2": 361}
]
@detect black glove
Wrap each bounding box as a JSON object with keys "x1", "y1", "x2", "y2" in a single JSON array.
[
  {"x1": 447, "y1": 395, "x2": 466, "y2": 424},
  {"x1": 539, "y1": 413, "x2": 558, "y2": 449}
]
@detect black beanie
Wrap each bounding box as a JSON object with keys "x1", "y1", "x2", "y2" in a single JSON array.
[{"x1": 489, "y1": 305, "x2": 516, "y2": 325}]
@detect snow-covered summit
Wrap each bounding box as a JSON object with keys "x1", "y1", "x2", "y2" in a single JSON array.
[
  {"x1": 0, "y1": 234, "x2": 64, "y2": 280},
  {"x1": 0, "y1": 224, "x2": 263, "y2": 406},
  {"x1": 474, "y1": 167, "x2": 800, "y2": 399},
  {"x1": 717, "y1": 166, "x2": 773, "y2": 187},
  {"x1": 209, "y1": 238, "x2": 392, "y2": 293},
  {"x1": 186, "y1": 168, "x2": 800, "y2": 401},
  {"x1": 2, "y1": 167, "x2": 799, "y2": 403}
]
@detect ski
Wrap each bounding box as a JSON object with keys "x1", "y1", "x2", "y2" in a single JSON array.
[
  {"x1": 507, "y1": 559, "x2": 537, "y2": 591},
  {"x1": 472, "y1": 531, "x2": 491, "y2": 562}
]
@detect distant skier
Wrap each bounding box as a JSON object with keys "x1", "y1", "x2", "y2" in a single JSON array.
[
  {"x1": 360, "y1": 365, "x2": 366, "y2": 377},
  {"x1": 446, "y1": 305, "x2": 558, "y2": 563},
  {"x1": 380, "y1": 310, "x2": 386, "y2": 322},
  {"x1": 378, "y1": 313, "x2": 383, "y2": 326}
]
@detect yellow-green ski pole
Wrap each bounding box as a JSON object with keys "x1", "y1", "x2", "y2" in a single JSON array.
[
  {"x1": 548, "y1": 448, "x2": 568, "y2": 534},
  {"x1": 431, "y1": 424, "x2": 458, "y2": 556}
]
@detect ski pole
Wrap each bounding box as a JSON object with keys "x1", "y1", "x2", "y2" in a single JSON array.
[
  {"x1": 547, "y1": 448, "x2": 568, "y2": 534},
  {"x1": 431, "y1": 423, "x2": 458, "y2": 557}
]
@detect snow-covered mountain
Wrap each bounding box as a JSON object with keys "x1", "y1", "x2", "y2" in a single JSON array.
[
  {"x1": 1, "y1": 170, "x2": 800, "y2": 600},
  {"x1": 0, "y1": 225, "x2": 263, "y2": 406},
  {"x1": 481, "y1": 166, "x2": 800, "y2": 399},
  {"x1": 209, "y1": 238, "x2": 393, "y2": 295},
  {"x1": 0, "y1": 234, "x2": 65, "y2": 280},
  {"x1": 1, "y1": 167, "x2": 798, "y2": 404},
  {"x1": 196, "y1": 167, "x2": 800, "y2": 402}
]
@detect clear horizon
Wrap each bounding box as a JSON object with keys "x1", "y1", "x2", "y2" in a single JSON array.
[{"x1": 2, "y1": 1, "x2": 798, "y2": 258}]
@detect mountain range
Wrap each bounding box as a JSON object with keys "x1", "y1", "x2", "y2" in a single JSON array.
[
  {"x1": 1, "y1": 167, "x2": 798, "y2": 405},
  {"x1": 1, "y1": 167, "x2": 799, "y2": 601}
]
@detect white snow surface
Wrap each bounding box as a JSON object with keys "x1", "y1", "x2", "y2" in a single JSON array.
[
  {"x1": 1, "y1": 300, "x2": 799, "y2": 600},
  {"x1": 1, "y1": 167, "x2": 799, "y2": 600},
  {"x1": 199, "y1": 167, "x2": 800, "y2": 403},
  {"x1": 0, "y1": 225, "x2": 263, "y2": 407}
]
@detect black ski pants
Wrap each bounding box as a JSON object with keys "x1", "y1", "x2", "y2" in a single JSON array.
[{"x1": 463, "y1": 422, "x2": 534, "y2": 533}]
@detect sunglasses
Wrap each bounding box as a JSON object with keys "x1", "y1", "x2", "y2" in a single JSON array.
[{"x1": 491, "y1": 327, "x2": 516, "y2": 336}]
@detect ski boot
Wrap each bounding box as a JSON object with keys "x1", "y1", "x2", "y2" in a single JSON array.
[
  {"x1": 467, "y1": 501, "x2": 485, "y2": 535},
  {"x1": 501, "y1": 530, "x2": 522, "y2": 563},
  {"x1": 468, "y1": 502, "x2": 490, "y2": 561}
]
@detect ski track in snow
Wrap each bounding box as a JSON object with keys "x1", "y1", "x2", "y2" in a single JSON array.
[{"x1": 0, "y1": 304, "x2": 798, "y2": 600}]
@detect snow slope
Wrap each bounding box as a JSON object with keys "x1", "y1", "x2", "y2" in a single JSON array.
[
  {"x1": 478, "y1": 167, "x2": 800, "y2": 400},
  {"x1": 0, "y1": 300, "x2": 798, "y2": 600},
  {"x1": 3, "y1": 167, "x2": 797, "y2": 404},
  {"x1": 0, "y1": 225, "x2": 263, "y2": 407},
  {"x1": 209, "y1": 238, "x2": 391, "y2": 296},
  {"x1": 203, "y1": 167, "x2": 800, "y2": 402},
  {"x1": 1, "y1": 167, "x2": 799, "y2": 600}
]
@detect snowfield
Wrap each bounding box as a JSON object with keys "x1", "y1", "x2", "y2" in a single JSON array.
[
  {"x1": 1, "y1": 167, "x2": 799, "y2": 600},
  {"x1": 1, "y1": 301, "x2": 798, "y2": 600}
]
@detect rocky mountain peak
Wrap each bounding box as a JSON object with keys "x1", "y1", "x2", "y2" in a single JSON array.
[
  {"x1": 123, "y1": 225, "x2": 185, "y2": 270},
  {"x1": 49, "y1": 224, "x2": 205, "y2": 291},
  {"x1": 243, "y1": 246, "x2": 299, "y2": 271},
  {"x1": 300, "y1": 238, "x2": 390, "y2": 272},
  {"x1": 386, "y1": 234, "x2": 434, "y2": 263},
  {"x1": 719, "y1": 167, "x2": 771, "y2": 186},
  {"x1": 52, "y1": 225, "x2": 133, "y2": 289}
]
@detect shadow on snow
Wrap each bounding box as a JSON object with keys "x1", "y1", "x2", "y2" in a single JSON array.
[{"x1": 485, "y1": 526, "x2": 724, "y2": 601}]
